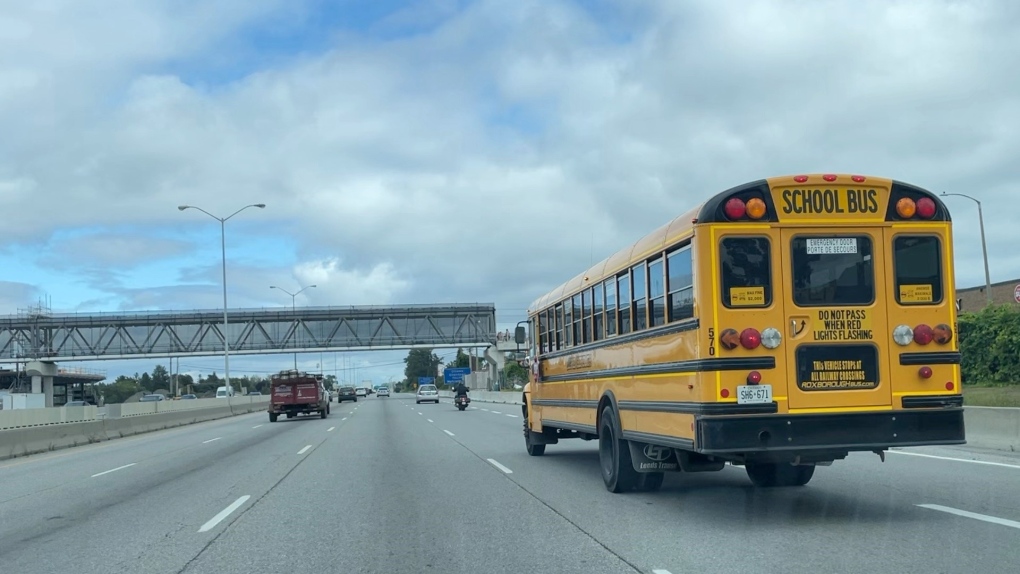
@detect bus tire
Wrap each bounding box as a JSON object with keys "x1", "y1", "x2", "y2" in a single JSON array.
[
  {"x1": 598, "y1": 406, "x2": 640, "y2": 493},
  {"x1": 745, "y1": 463, "x2": 815, "y2": 487},
  {"x1": 523, "y1": 401, "x2": 545, "y2": 456}
]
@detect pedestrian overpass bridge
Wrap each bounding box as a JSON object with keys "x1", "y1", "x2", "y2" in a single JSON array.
[{"x1": 0, "y1": 303, "x2": 496, "y2": 363}]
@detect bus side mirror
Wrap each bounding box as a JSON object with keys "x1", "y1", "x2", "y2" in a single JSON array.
[{"x1": 515, "y1": 326, "x2": 527, "y2": 344}]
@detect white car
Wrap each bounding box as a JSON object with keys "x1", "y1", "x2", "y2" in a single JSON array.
[
  {"x1": 355, "y1": 387, "x2": 368, "y2": 397},
  {"x1": 377, "y1": 387, "x2": 390, "y2": 397},
  {"x1": 416, "y1": 384, "x2": 439, "y2": 404}
]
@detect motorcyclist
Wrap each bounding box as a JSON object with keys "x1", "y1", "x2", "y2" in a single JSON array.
[{"x1": 453, "y1": 382, "x2": 469, "y2": 401}]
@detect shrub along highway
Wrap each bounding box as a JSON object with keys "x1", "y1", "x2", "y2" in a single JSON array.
[{"x1": 1, "y1": 393, "x2": 1017, "y2": 574}]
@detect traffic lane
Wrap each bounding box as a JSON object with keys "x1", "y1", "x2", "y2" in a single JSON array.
[
  {"x1": 183, "y1": 393, "x2": 643, "y2": 574},
  {"x1": 422, "y1": 403, "x2": 1020, "y2": 574},
  {"x1": 0, "y1": 404, "x2": 351, "y2": 574},
  {"x1": 0, "y1": 399, "x2": 358, "y2": 504}
]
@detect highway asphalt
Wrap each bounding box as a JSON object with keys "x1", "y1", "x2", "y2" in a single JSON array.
[{"x1": 1, "y1": 394, "x2": 1017, "y2": 573}]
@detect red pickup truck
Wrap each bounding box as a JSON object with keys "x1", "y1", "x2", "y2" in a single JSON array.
[{"x1": 268, "y1": 370, "x2": 330, "y2": 422}]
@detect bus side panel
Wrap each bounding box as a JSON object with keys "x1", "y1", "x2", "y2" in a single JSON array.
[
  {"x1": 618, "y1": 411, "x2": 696, "y2": 443},
  {"x1": 883, "y1": 224, "x2": 962, "y2": 403}
]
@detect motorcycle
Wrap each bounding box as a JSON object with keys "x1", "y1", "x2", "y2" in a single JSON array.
[{"x1": 455, "y1": 395, "x2": 470, "y2": 411}]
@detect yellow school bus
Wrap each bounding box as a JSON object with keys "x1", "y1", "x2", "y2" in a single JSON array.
[{"x1": 517, "y1": 173, "x2": 965, "y2": 492}]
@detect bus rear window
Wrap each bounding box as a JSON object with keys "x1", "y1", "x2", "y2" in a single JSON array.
[
  {"x1": 893, "y1": 236, "x2": 943, "y2": 305},
  {"x1": 720, "y1": 237, "x2": 772, "y2": 308},
  {"x1": 791, "y1": 235, "x2": 874, "y2": 306}
]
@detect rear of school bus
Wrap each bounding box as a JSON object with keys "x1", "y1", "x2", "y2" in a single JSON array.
[{"x1": 698, "y1": 173, "x2": 965, "y2": 486}]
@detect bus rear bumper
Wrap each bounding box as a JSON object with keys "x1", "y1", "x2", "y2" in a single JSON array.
[{"x1": 695, "y1": 408, "x2": 966, "y2": 456}]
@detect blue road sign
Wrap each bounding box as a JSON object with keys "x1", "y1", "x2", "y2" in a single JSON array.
[
  {"x1": 418, "y1": 377, "x2": 436, "y2": 385},
  {"x1": 443, "y1": 367, "x2": 471, "y2": 383}
]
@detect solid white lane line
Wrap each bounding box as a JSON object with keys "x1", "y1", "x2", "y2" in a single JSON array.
[
  {"x1": 327, "y1": 426, "x2": 335, "y2": 432},
  {"x1": 888, "y1": 450, "x2": 1020, "y2": 470},
  {"x1": 917, "y1": 504, "x2": 1020, "y2": 530},
  {"x1": 443, "y1": 430, "x2": 455, "y2": 437},
  {"x1": 505, "y1": 414, "x2": 517, "y2": 418},
  {"x1": 487, "y1": 459, "x2": 513, "y2": 474},
  {"x1": 298, "y1": 445, "x2": 312, "y2": 455},
  {"x1": 198, "y1": 495, "x2": 251, "y2": 533},
  {"x1": 427, "y1": 419, "x2": 434, "y2": 423},
  {"x1": 91, "y1": 463, "x2": 136, "y2": 478},
  {"x1": 203, "y1": 437, "x2": 221, "y2": 444},
  {"x1": 252, "y1": 425, "x2": 263, "y2": 429}
]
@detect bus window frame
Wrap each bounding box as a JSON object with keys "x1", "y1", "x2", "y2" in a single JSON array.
[{"x1": 892, "y1": 234, "x2": 945, "y2": 306}]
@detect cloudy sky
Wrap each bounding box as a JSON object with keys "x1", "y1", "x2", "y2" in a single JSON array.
[{"x1": 2, "y1": 0, "x2": 1018, "y2": 384}]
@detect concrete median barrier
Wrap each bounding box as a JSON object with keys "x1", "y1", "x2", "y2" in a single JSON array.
[
  {"x1": 0, "y1": 397, "x2": 269, "y2": 461},
  {"x1": 963, "y1": 406, "x2": 1019, "y2": 452}
]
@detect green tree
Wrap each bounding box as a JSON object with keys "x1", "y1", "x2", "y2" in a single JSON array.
[
  {"x1": 139, "y1": 372, "x2": 155, "y2": 392},
  {"x1": 504, "y1": 361, "x2": 529, "y2": 386},
  {"x1": 958, "y1": 304, "x2": 1020, "y2": 384},
  {"x1": 101, "y1": 376, "x2": 143, "y2": 404},
  {"x1": 150, "y1": 364, "x2": 171, "y2": 389},
  {"x1": 450, "y1": 349, "x2": 470, "y2": 368},
  {"x1": 403, "y1": 348, "x2": 441, "y2": 387}
]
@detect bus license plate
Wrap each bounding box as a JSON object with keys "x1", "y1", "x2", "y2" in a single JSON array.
[{"x1": 737, "y1": 384, "x2": 772, "y2": 405}]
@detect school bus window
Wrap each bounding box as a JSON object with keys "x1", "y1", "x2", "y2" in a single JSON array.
[
  {"x1": 720, "y1": 237, "x2": 772, "y2": 308},
  {"x1": 537, "y1": 310, "x2": 547, "y2": 352},
  {"x1": 648, "y1": 256, "x2": 666, "y2": 327},
  {"x1": 894, "y1": 236, "x2": 943, "y2": 305},
  {"x1": 544, "y1": 309, "x2": 555, "y2": 352},
  {"x1": 582, "y1": 289, "x2": 593, "y2": 343},
  {"x1": 558, "y1": 303, "x2": 567, "y2": 348},
  {"x1": 572, "y1": 293, "x2": 582, "y2": 345},
  {"x1": 604, "y1": 279, "x2": 617, "y2": 337},
  {"x1": 667, "y1": 246, "x2": 694, "y2": 321},
  {"x1": 593, "y1": 282, "x2": 605, "y2": 340},
  {"x1": 563, "y1": 297, "x2": 573, "y2": 347},
  {"x1": 632, "y1": 261, "x2": 648, "y2": 331},
  {"x1": 791, "y1": 235, "x2": 874, "y2": 306},
  {"x1": 617, "y1": 272, "x2": 631, "y2": 335}
]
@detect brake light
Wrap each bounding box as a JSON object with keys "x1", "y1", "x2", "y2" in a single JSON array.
[
  {"x1": 746, "y1": 197, "x2": 767, "y2": 219},
  {"x1": 895, "y1": 197, "x2": 916, "y2": 218},
  {"x1": 724, "y1": 198, "x2": 746, "y2": 220},
  {"x1": 916, "y1": 197, "x2": 936, "y2": 219},
  {"x1": 822, "y1": 174, "x2": 837, "y2": 182},
  {"x1": 932, "y1": 323, "x2": 953, "y2": 344},
  {"x1": 913, "y1": 324, "x2": 933, "y2": 345},
  {"x1": 918, "y1": 366, "x2": 932, "y2": 379},
  {"x1": 746, "y1": 371, "x2": 762, "y2": 385},
  {"x1": 739, "y1": 328, "x2": 761, "y2": 349}
]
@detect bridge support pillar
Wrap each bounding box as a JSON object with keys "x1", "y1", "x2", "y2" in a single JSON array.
[{"x1": 26, "y1": 361, "x2": 58, "y2": 408}]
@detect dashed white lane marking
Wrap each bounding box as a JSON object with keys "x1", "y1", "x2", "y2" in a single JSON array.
[
  {"x1": 91, "y1": 463, "x2": 135, "y2": 478},
  {"x1": 506, "y1": 414, "x2": 518, "y2": 418},
  {"x1": 199, "y1": 495, "x2": 251, "y2": 533},
  {"x1": 917, "y1": 504, "x2": 1020, "y2": 530},
  {"x1": 297, "y1": 445, "x2": 312, "y2": 455},
  {"x1": 327, "y1": 426, "x2": 335, "y2": 432},
  {"x1": 487, "y1": 459, "x2": 512, "y2": 474},
  {"x1": 252, "y1": 425, "x2": 263, "y2": 429},
  {"x1": 427, "y1": 419, "x2": 434, "y2": 423},
  {"x1": 203, "y1": 437, "x2": 221, "y2": 444},
  {"x1": 443, "y1": 430, "x2": 455, "y2": 437},
  {"x1": 888, "y1": 450, "x2": 1020, "y2": 470}
]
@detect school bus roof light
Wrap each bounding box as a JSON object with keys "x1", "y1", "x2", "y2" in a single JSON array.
[
  {"x1": 746, "y1": 197, "x2": 767, "y2": 220},
  {"x1": 724, "y1": 198, "x2": 746, "y2": 220},
  {"x1": 822, "y1": 174, "x2": 837, "y2": 181},
  {"x1": 895, "y1": 197, "x2": 917, "y2": 218},
  {"x1": 760, "y1": 327, "x2": 782, "y2": 349},
  {"x1": 916, "y1": 197, "x2": 936, "y2": 219},
  {"x1": 851, "y1": 175, "x2": 866, "y2": 182},
  {"x1": 794, "y1": 175, "x2": 809, "y2": 182},
  {"x1": 892, "y1": 324, "x2": 913, "y2": 346},
  {"x1": 913, "y1": 324, "x2": 934, "y2": 345},
  {"x1": 739, "y1": 328, "x2": 761, "y2": 350}
]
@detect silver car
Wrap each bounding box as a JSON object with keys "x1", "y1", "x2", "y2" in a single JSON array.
[
  {"x1": 377, "y1": 387, "x2": 390, "y2": 397},
  {"x1": 415, "y1": 384, "x2": 439, "y2": 404}
]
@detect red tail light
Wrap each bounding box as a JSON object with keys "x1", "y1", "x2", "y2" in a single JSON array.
[
  {"x1": 740, "y1": 328, "x2": 761, "y2": 349},
  {"x1": 918, "y1": 366, "x2": 932, "y2": 379},
  {"x1": 724, "y1": 198, "x2": 746, "y2": 220},
  {"x1": 916, "y1": 197, "x2": 936, "y2": 219},
  {"x1": 913, "y1": 324, "x2": 933, "y2": 345},
  {"x1": 746, "y1": 371, "x2": 762, "y2": 385}
]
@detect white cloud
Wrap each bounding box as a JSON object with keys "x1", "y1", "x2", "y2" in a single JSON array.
[{"x1": 2, "y1": 0, "x2": 1020, "y2": 377}]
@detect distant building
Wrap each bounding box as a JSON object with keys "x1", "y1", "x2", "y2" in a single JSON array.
[{"x1": 955, "y1": 278, "x2": 1020, "y2": 313}]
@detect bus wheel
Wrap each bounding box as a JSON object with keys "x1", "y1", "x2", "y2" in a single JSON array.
[
  {"x1": 745, "y1": 463, "x2": 815, "y2": 487},
  {"x1": 598, "y1": 406, "x2": 640, "y2": 493},
  {"x1": 637, "y1": 472, "x2": 665, "y2": 492},
  {"x1": 523, "y1": 406, "x2": 545, "y2": 456}
]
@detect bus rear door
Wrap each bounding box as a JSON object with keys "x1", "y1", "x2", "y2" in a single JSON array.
[{"x1": 778, "y1": 229, "x2": 893, "y2": 411}]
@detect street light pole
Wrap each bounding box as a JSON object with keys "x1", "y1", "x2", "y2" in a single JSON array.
[
  {"x1": 179, "y1": 203, "x2": 266, "y2": 394},
  {"x1": 269, "y1": 284, "x2": 317, "y2": 370},
  {"x1": 941, "y1": 192, "x2": 992, "y2": 307}
]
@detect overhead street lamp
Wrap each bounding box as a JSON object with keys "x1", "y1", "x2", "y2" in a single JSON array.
[
  {"x1": 178, "y1": 203, "x2": 266, "y2": 394},
  {"x1": 270, "y1": 284, "x2": 317, "y2": 369},
  {"x1": 941, "y1": 192, "x2": 992, "y2": 307}
]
